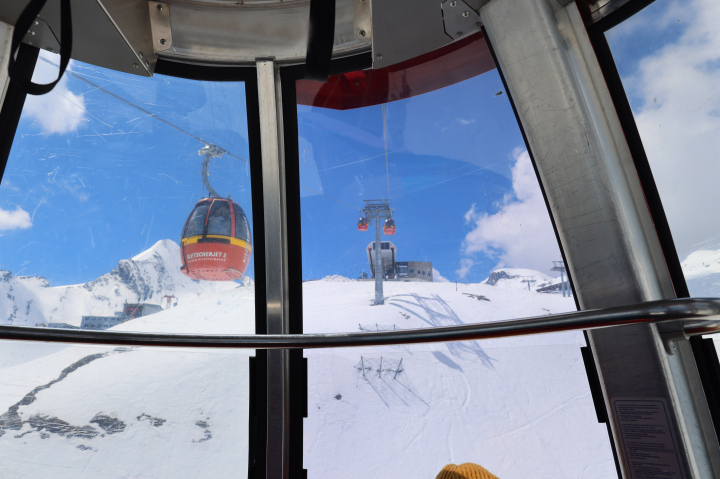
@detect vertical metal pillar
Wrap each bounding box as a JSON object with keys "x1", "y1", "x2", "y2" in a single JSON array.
[
  {"x1": 0, "y1": 22, "x2": 12, "y2": 107},
  {"x1": 256, "y1": 58, "x2": 290, "y2": 479},
  {"x1": 364, "y1": 200, "x2": 392, "y2": 305},
  {"x1": 373, "y1": 210, "x2": 383, "y2": 304},
  {"x1": 480, "y1": 0, "x2": 720, "y2": 477}
]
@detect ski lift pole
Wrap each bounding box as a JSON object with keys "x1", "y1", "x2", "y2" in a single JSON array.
[
  {"x1": 374, "y1": 209, "x2": 384, "y2": 305},
  {"x1": 363, "y1": 199, "x2": 392, "y2": 305}
]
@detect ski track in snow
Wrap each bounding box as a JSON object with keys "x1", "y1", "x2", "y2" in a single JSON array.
[{"x1": 0, "y1": 245, "x2": 620, "y2": 478}]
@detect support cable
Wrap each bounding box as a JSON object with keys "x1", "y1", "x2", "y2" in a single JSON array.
[
  {"x1": 382, "y1": 103, "x2": 390, "y2": 200},
  {"x1": 40, "y1": 57, "x2": 368, "y2": 212}
]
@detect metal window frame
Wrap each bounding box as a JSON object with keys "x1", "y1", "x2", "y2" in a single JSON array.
[
  {"x1": 6, "y1": 1, "x2": 720, "y2": 476},
  {"x1": 0, "y1": 53, "x2": 273, "y2": 478},
  {"x1": 0, "y1": 43, "x2": 38, "y2": 180},
  {"x1": 479, "y1": 1, "x2": 720, "y2": 477},
  {"x1": 580, "y1": 0, "x2": 720, "y2": 467}
]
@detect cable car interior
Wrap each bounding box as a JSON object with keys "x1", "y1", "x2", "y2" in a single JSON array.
[{"x1": 0, "y1": 0, "x2": 719, "y2": 478}]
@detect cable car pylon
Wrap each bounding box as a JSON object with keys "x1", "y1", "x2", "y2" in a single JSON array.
[
  {"x1": 360, "y1": 199, "x2": 393, "y2": 305},
  {"x1": 179, "y1": 144, "x2": 253, "y2": 281}
]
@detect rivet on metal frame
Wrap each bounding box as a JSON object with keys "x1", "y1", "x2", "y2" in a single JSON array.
[{"x1": 354, "y1": 0, "x2": 372, "y2": 43}]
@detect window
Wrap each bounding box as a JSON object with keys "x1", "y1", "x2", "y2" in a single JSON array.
[
  {"x1": 0, "y1": 53, "x2": 256, "y2": 477},
  {"x1": 0, "y1": 53, "x2": 256, "y2": 335},
  {"x1": 295, "y1": 54, "x2": 615, "y2": 476},
  {"x1": 207, "y1": 200, "x2": 232, "y2": 237},
  {"x1": 184, "y1": 202, "x2": 210, "y2": 238},
  {"x1": 605, "y1": 0, "x2": 720, "y2": 346}
]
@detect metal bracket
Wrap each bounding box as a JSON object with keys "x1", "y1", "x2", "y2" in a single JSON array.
[
  {"x1": 354, "y1": 0, "x2": 372, "y2": 44},
  {"x1": 22, "y1": 17, "x2": 60, "y2": 54},
  {"x1": 657, "y1": 320, "x2": 688, "y2": 355},
  {"x1": 441, "y1": 0, "x2": 481, "y2": 41},
  {"x1": 661, "y1": 330, "x2": 688, "y2": 356},
  {"x1": 148, "y1": 2, "x2": 172, "y2": 53}
]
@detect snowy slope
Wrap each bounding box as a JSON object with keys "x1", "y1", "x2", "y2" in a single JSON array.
[
  {"x1": 301, "y1": 276, "x2": 613, "y2": 479},
  {"x1": 0, "y1": 240, "x2": 242, "y2": 328},
  {"x1": 682, "y1": 249, "x2": 720, "y2": 297},
  {"x1": 0, "y1": 251, "x2": 617, "y2": 479}
]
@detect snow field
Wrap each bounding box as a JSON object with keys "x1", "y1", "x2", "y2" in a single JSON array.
[
  {"x1": 0, "y1": 242, "x2": 619, "y2": 478},
  {"x1": 301, "y1": 278, "x2": 616, "y2": 478}
]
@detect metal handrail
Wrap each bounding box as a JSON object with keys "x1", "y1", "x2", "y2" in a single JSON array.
[{"x1": 0, "y1": 298, "x2": 718, "y2": 349}]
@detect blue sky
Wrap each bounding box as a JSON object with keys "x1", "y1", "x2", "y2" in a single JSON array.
[
  {"x1": 0, "y1": 49, "x2": 566, "y2": 286},
  {"x1": 297, "y1": 70, "x2": 561, "y2": 282}
]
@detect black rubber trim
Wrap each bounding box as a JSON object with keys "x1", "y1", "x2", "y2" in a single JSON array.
[
  {"x1": 155, "y1": 52, "x2": 371, "y2": 83},
  {"x1": 155, "y1": 58, "x2": 257, "y2": 82},
  {"x1": 690, "y1": 337, "x2": 720, "y2": 447},
  {"x1": 9, "y1": 0, "x2": 71, "y2": 95},
  {"x1": 590, "y1": 0, "x2": 657, "y2": 32},
  {"x1": 0, "y1": 44, "x2": 39, "y2": 183},
  {"x1": 245, "y1": 69, "x2": 268, "y2": 479},
  {"x1": 279, "y1": 64, "x2": 308, "y2": 478},
  {"x1": 247, "y1": 352, "x2": 268, "y2": 479},
  {"x1": 581, "y1": 345, "x2": 608, "y2": 423},
  {"x1": 305, "y1": 0, "x2": 336, "y2": 81},
  {"x1": 582, "y1": 334, "x2": 624, "y2": 478}
]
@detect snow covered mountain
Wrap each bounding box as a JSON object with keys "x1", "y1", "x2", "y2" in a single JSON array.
[
  {"x1": 0, "y1": 240, "x2": 243, "y2": 328},
  {"x1": 0, "y1": 246, "x2": 616, "y2": 478}
]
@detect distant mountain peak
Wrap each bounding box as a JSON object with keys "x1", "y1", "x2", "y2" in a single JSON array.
[{"x1": 132, "y1": 239, "x2": 181, "y2": 263}]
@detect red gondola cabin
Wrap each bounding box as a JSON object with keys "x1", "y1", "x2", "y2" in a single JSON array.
[
  {"x1": 383, "y1": 218, "x2": 396, "y2": 235},
  {"x1": 180, "y1": 198, "x2": 252, "y2": 281},
  {"x1": 357, "y1": 217, "x2": 369, "y2": 231}
]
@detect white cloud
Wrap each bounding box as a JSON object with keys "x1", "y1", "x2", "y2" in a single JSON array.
[
  {"x1": 432, "y1": 268, "x2": 450, "y2": 282},
  {"x1": 460, "y1": 148, "x2": 561, "y2": 273},
  {"x1": 22, "y1": 52, "x2": 86, "y2": 135},
  {"x1": 0, "y1": 206, "x2": 32, "y2": 230},
  {"x1": 456, "y1": 258, "x2": 474, "y2": 279},
  {"x1": 610, "y1": 0, "x2": 720, "y2": 258}
]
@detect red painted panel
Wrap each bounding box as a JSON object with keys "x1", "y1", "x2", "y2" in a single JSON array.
[
  {"x1": 181, "y1": 241, "x2": 251, "y2": 281},
  {"x1": 296, "y1": 32, "x2": 496, "y2": 110}
]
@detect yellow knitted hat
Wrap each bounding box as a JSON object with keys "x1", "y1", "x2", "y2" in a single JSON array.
[{"x1": 435, "y1": 463, "x2": 499, "y2": 479}]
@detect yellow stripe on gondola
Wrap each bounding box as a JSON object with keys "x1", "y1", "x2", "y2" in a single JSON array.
[{"x1": 182, "y1": 235, "x2": 252, "y2": 252}]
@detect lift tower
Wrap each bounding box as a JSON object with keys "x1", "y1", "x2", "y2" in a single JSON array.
[
  {"x1": 363, "y1": 199, "x2": 393, "y2": 305},
  {"x1": 551, "y1": 260, "x2": 570, "y2": 297}
]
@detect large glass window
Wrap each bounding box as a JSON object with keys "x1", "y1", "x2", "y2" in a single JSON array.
[
  {"x1": 606, "y1": 0, "x2": 720, "y2": 297},
  {"x1": 0, "y1": 53, "x2": 256, "y2": 335},
  {"x1": 0, "y1": 341, "x2": 249, "y2": 478},
  {"x1": 297, "y1": 57, "x2": 616, "y2": 476},
  {"x1": 0, "y1": 53, "x2": 255, "y2": 476}
]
